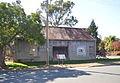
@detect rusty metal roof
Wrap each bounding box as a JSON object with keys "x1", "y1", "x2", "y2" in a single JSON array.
[{"x1": 43, "y1": 27, "x2": 95, "y2": 41}]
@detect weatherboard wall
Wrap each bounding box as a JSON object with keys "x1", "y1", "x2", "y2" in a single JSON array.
[{"x1": 15, "y1": 40, "x2": 96, "y2": 62}]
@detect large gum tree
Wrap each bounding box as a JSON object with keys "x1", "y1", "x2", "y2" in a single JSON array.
[
  {"x1": 41, "y1": 0, "x2": 78, "y2": 26},
  {"x1": 0, "y1": 1, "x2": 44, "y2": 69}
]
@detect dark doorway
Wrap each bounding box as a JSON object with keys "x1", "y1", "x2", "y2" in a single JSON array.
[{"x1": 53, "y1": 46, "x2": 69, "y2": 60}]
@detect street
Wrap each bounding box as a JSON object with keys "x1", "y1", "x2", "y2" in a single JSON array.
[{"x1": 0, "y1": 64, "x2": 120, "y2": 83}]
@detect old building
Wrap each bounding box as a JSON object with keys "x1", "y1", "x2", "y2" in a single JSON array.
[{"x1": 15, "y1": 27, "x2": 96, "y2": 62}]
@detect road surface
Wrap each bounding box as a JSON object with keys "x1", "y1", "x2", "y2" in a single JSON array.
[{"x1": 0, "y1": 64, "x2": 120, "y2": 83}]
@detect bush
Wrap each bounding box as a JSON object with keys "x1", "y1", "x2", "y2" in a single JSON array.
[{"x1": 112, "y1": 41, "x2": 120, "y2": 51}]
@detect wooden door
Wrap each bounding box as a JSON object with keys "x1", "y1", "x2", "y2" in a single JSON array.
[{"x1": 53, "y1": 46, "x2": 69, "y2": 60}]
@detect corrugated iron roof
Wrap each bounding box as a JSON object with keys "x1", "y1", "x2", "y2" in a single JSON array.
[{"x1": 43, "y1": 26, "x2": 95, "y2": 41}]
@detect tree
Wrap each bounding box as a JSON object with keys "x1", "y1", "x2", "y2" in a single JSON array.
[
  {"x1": 40, "y1": 0, "x2": 78, "y2": 26},
  {"x1": 24, "y1": 11, "x2": 45, "y2": 45},
  {"x1": 112, "y1": 41, "x2": 120, "y2": 51},
  {"x1": 104, "y1": 35, "x2": 118, "y2": 51},
  {"x1": 0, "y1": 1, "x2": 44, "y2": 69},
  {"x1": 99, "y1": 41, "x2": 105, "y2": 49},
  {"x1": 87, "y1": 19, "x2": 101, "y2": 51},
  {"x1": 97, "y1": 41, "x2": 107, "y2": 57}
]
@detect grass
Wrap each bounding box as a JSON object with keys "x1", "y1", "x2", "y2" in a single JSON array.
[
  {"x1": 22, "y1": 58, "x2": 120, "y2": 66},
  {"x1": 6, "y1": 63, "x2": 28, "y2": 70},
  {"x1": 6, "y1": 58, "x2": 120, "y2": 70},
  {"x1": 67, "y1": 58, "x2": 120, "y2": 63}
]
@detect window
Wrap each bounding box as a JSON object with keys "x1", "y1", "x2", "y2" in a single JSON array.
[
  {"x1": 89, "y1": 46, "x2": 95, "y2": 56},
  {"x1": 77, "y1": 46, "x2": 86, "y2": 56},
  {"x1": 29, "y1": 45, "x2": 38, "y2": 56}
]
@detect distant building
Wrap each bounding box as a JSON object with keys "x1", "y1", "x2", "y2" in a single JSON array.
[{"x1": 15, "y1": 27, "x2": 96, "y2": 62}]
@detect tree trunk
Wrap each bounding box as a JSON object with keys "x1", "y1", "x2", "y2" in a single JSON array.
[
  {"x1": 0, "y1": 47, "x2": 8, "y2": 69},
  {"x1": 9, "y1": 44, "x2": 17, "y2": 62}
]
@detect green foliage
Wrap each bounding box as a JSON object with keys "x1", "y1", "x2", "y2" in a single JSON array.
[
  {"x1": 22, "y1": 62, "x2": 46, "y2": 66},
  {"x1": 104, "y1": 35, "x2": 118, "y2": 51},
  {"x1": 87, "y1": 19, "x2": 98, "y2": 38},
  {"x1": 41, "y1": 0, "x2": 78, "y2": 26},
  {"x1": 87, "y1": 19, "x2": 101, "y2": 51},
  {"x1": 23, "y1": 11, "x2": 45, "y2": 45},
  {"x1": 0, "y1": 1, "x2": 45, "y2": 68},
  {"x1": 0, "y1": 2, "x2": 26, "y2": 47},
  {"x1": 0, "y1": 2, "x2": 45, "y2": 47}
]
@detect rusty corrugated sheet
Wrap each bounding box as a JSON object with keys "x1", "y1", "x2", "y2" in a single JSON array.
[{"x1": 43, "y1": 26, "x2": 95, "y2": 41}]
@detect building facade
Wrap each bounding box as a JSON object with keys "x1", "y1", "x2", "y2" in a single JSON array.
[{"x1": 15, "y1": 27, "x2": 96, "y2": 62}]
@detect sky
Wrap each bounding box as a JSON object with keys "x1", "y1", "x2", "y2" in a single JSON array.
[{"x1": 0, "y1": 0, "x2": 120, "y2": 39}]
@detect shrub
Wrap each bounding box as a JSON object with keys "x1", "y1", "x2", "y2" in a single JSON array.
[{"x1": 112, "y1": 41, "x2": 120, "y2": 51}]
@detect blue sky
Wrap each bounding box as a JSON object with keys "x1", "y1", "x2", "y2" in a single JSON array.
[{"x1": 0, "y1": 0, "x2": 120, "y2": 39}]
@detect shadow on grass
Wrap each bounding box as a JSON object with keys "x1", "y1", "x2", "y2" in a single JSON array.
[{"x1": 0, "y1": 68, "x2": 90, "y2": 83}]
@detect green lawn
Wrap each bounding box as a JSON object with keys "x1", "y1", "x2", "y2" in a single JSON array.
[
  {"x1": 22, "y1": 58, "x2": 120, "y2": 66},
  {"x1": 6, "y1": 63, "x2": 28, "y2": 70},
  {"x1": 6, "y1": 58, "x2": 120, "y2": 70}
]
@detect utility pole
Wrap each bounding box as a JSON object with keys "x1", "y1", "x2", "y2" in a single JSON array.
[{"x1": 45, "y1": 0, "x2": 49, "y2": 65}]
